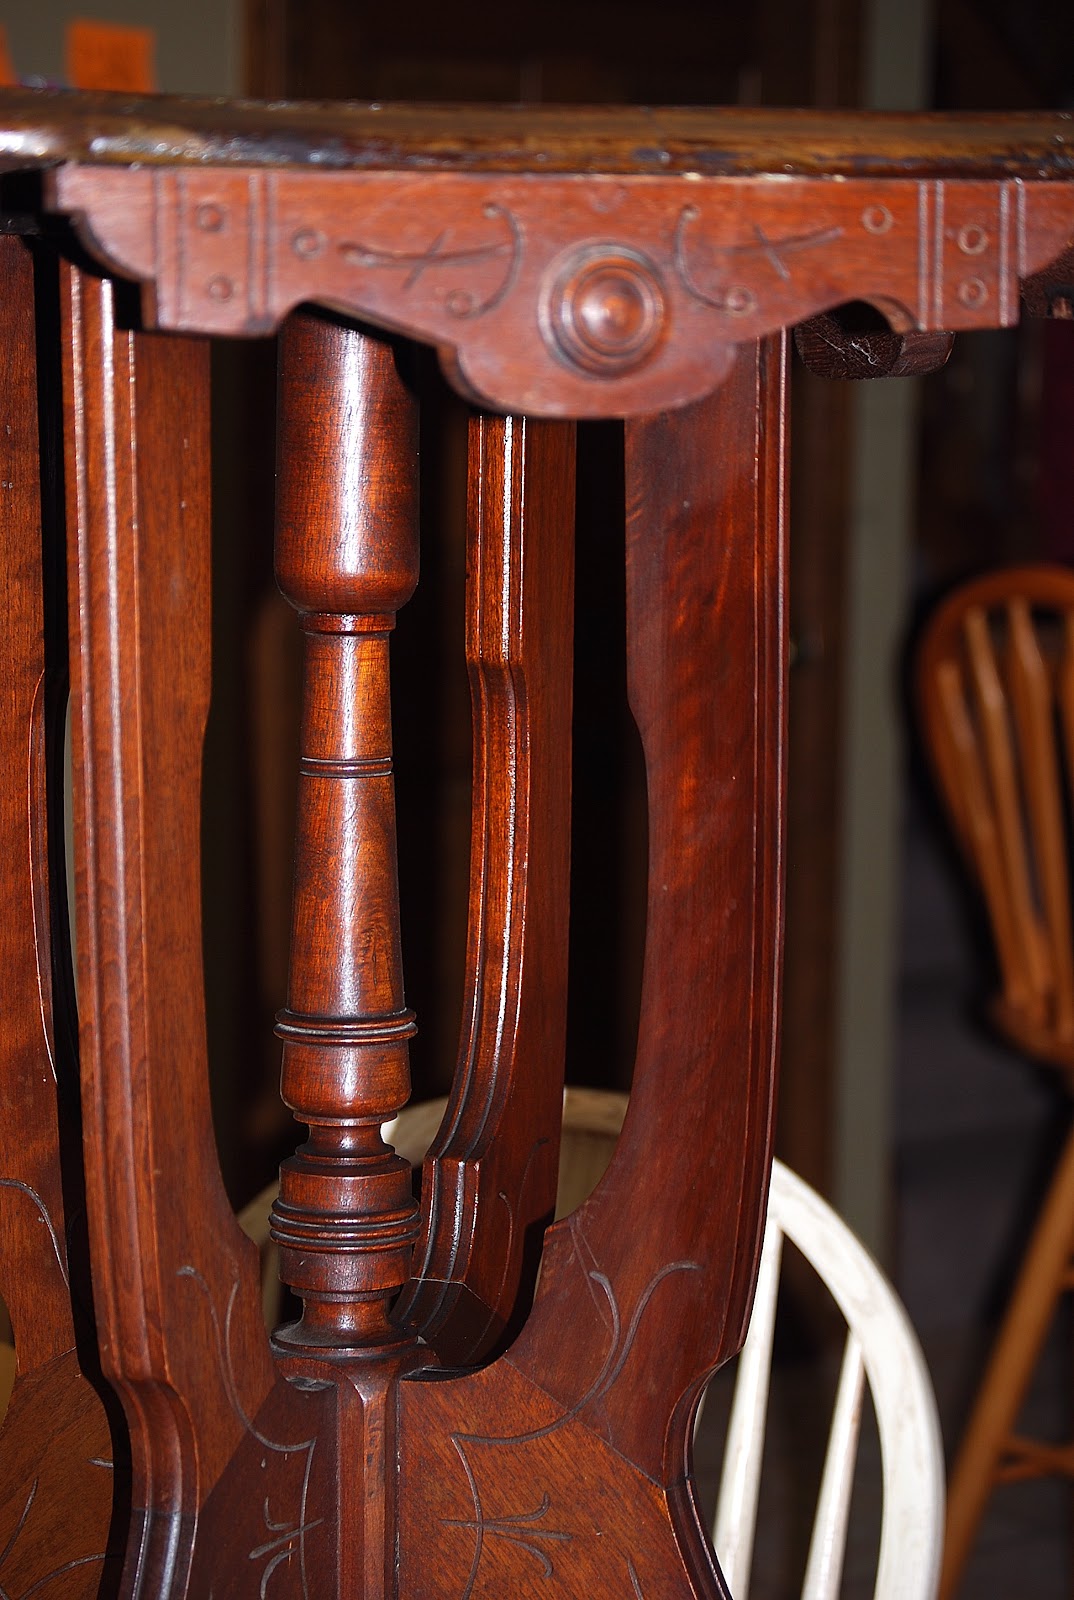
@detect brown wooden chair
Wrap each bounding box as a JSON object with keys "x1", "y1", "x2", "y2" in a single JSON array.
[{"x1": 916, "y1": 564, "x2": 1074, "y2": 1597}]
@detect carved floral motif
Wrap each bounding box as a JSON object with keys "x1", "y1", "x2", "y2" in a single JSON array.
[
  {"x1": 50, "y1": 163, "x2": 1074, "y2": 416},
  {"x1": 337, "y1": 201, "x2": 522, "y2": 318},
  {"x1": 673, "y1": 206, "x2": 845, "y2": 314},
  {"x1": 0, "y1": 1476, "x2": 107, "y2": 1599},
  {"x1": 442, "y1": 1239, "x2": 699, "y2": 1595},
  {"x1": 179, "y1": 1269, "x2": 322, "y2": 1599}
]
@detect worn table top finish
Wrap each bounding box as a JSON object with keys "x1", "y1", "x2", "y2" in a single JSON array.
[
  {"x1": 0, "y1": 88, "x2": 1070, "y2": 173},
  {"x1": 1, "y1": 89, "x2": 1072, "y2": 413},
  {"x1": 0, "y1": 88, "x2": 1069, "y2": 1598}
]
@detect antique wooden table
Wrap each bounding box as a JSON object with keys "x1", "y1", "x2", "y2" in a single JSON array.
[{"x1": 0, "y1": 89, "x2": 1071, "y2": 1598}]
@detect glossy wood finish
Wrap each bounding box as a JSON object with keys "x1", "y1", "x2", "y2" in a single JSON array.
[
  {"x1": 0, "y1": 233, "x2": 121, "y2": 1599},
  {"x1": 35, "y1": 93, "x2": 1074, "y2": 418},
  {"x1": 61, "y1": 260, "x2": 336, "y2": 1596},
  {"x1": 0, "y1": 90, "x2": 1071, "y2": 1597},
  {"x1": 272, "y1": 312, "x2": 421, "y2": 1360},
  {"x1": 52, "y1": 157, "x2": 1074, "y2": 418},
  {"x1": 396, "y1": 337, "x2": 787, "y2": 1598},
  {"x1": 402, "y1": 410, "x2": 576, "y2": 1365}
]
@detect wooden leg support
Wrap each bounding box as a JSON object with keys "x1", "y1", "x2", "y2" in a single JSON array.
[
  {"x1": 272, "y1": 311, "x2": 422, "y2": 1364},
  {"x1": 396, "y1": 335, "x2": 788, "y2": 1599},
  {"x1": 48, "y1": 285, "x2": 788, "y2": 1596}
]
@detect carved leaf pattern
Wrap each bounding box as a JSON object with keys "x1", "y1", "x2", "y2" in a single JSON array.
[
  {"x1": 337, "y1": 202, "x2": 522, "y2": 318},
  {"x1": 51, "y1": 163, "x2": 1074, "y2": 415},
  {"x1": 443, "y1": 1243, "x2": 699, "y2": 1596},
  {"x1": 178, "y1": 1269, "x2": 322, "y2": 1599}
]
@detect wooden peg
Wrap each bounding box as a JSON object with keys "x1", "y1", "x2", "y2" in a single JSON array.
[
  {"x1": 1023, "y1": 243, "x2": 1074, "y2": 318},
  {"x1": 794, "y1": 307, "x2": 954, "y2": 379}
]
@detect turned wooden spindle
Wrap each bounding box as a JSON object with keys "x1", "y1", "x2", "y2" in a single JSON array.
[{"x1": 271, "y1": 312, "x2": 420, "y2": 1358}]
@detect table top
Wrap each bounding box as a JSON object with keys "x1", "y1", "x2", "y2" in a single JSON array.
[
  {"x1": 6, "y1": 88, "x2": 1074, "y2": 416},
  {"x1": 0, "y1": 86, "x2": 1071, "y2": 178}
]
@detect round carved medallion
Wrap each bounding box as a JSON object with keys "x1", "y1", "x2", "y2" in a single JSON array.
[{"x1": 540, "y1": 245, "x2": 666, "y2": 376}]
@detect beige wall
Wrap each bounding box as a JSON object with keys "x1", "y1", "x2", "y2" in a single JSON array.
[{"x1": 834, "y1": 0, "x2": 933, "y2": 1254}]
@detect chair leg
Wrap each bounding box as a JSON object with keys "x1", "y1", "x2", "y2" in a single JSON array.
[{"x1": 940, "y1": 1116, "x2": 1074, "y2": 1598}]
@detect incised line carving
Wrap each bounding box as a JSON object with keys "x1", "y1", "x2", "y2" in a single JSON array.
[
  {"x1": 337, "y1": 202, "x2": 523, "y2": 319},
  {"x1": 673, "y1": 206, "x2": 845, "y2": 313},
  {"x1": 178, "y1": 1268, "x2": 322, "y2": 1598},
  {"x1": 0, "y1": 1478, "x2": 105, "y2": 1600},
  {"x1": 444, "y1": 1236, "x2": 700, "y2": 1595}
]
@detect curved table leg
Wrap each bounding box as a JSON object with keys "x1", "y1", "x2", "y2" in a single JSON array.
[
  {"x1": 404, "y1": 411, "x2": 576, "y2": 1365},
  {"x1": 0, "y1": 234, "x2": 122, "y2": 1599},
  {"x1": 398, "y1": 333, "x2": 788, "y2": 1597},
  {"x1": 62, "y1": 266, "x2": 334, "y2": 1598}
]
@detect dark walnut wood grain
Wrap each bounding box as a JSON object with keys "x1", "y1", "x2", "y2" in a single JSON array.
[
  {"x1": 794, "y1": 308, "x2": 955, "y2": 378},
  {"x1": 2, "y1": 87, "x2": 1073, "y2": 176},
  {"x1": 49, "y1": 159, "x2": 1074, "y2": 416},
  {"x1": 1023, "y1": 241, "x2": 1074, "y2": 317},
  {"x1": 397, "y1": 335, "x2": 787, "y2": 1597},
  {"x1": 61, "y1": 262, "x2": 335, "y2": 1597},
  {"x1": 272, "y1": 312, "x2": 422, "y2": 1363},
  {"x1": 270, "y1": 311, "x2": 435, "y2": 1599},
  {"x1": 0, "y1": 89, "x2": 1070, "y2": 1599},
  {"x1": 401, "y1": 411, "x2": 576, "y2": 1365},
  {"x1": 29, "y1": 91, "x2": 1074, "y2": 416},
  {"x1": 0, "y1": 233, "x2": 121, "y2": 1599}
]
